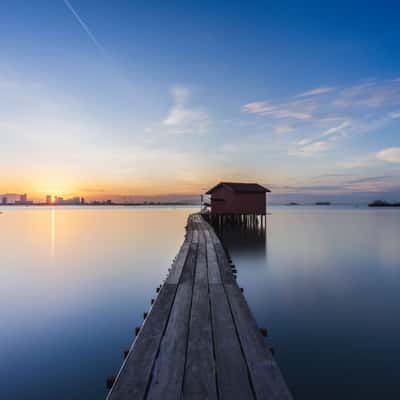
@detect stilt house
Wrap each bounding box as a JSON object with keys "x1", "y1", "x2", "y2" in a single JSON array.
[{"x1": 206, "y1": 182, "x2": 270, "y2": 216}]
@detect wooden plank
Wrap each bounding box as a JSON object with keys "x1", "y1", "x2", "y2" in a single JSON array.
[
  {"x1": 225, "y1": 283, "x2": 293, "y2": 400},
  {"x1": 201, "y1": 215, "x2": 292, "y2": 399},
  {"x1": 183, "y1": 230, "x2": 218, "y2": 400},
  {"x1": 109, "y1": 214, "x2": 292, "y2": 400},
  {"x1": 146, "y1": 231, "x2": 199, "y2": 400},
  {"x1": 166, "y1": 216, "x2": 194, "y2": 284},
  {"x1": 203, "y1": 219, "x2": 233, "y2": 282},
  {"x1": 108, "y1": 217, "x2": 196, "y2": 399},
  {"x1": 209, "y1": 283, "x2": 254, "y2": 400},
  {"x1": 204, "y1": 229, "x2": 221, "y2": 284},
  {"x1": 205, "y1": 225, "x2": 234, "y2": 284},
  {"x1": 107, "y1": 284, "x2": 177, "y2": 400}
]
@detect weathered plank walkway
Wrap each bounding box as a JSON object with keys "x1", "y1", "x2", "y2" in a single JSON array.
[{"x1": 107, "y1": 214, "x2": 292, "y2": 400}]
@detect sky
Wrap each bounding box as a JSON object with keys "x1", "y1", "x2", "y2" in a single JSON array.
[{"x1": 1, "y1": 0, "x2": 400, "y2": 203}]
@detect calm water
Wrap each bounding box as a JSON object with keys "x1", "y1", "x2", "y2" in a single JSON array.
[{"x1": 1, "y1": 206, "x2": 399, "y2": 399}]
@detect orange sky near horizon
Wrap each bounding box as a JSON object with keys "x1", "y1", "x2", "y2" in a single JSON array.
[
  {"x1": 0, "y1": 176, "x2": 220, "y2": 201},
  {"x1": 1, "y1": 166, "x2": 285, "y2": 201}
]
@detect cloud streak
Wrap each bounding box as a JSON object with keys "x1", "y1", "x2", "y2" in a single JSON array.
[
  {"x1": 295, "y1": 86, "x2": 335, "y2": 98},
  {"x1": 163, "y1": 86, "x2": 210, "y2": 134},
  {"x1": 273, "y1": 125, "x2": 294, "y2": 135},
  {"x1": 63, "y1": 0, "x2": 104, "y2": 52},
  {"x1": 321, "y1": 121, "x2": 350, "y2": 137},
  {"x1": 270, "y1": 175, "x2": 400, "y2": 195},
  {"x1": 242, "y1": 78, "x2": 400, "y2": 159},
  {"x1": 389, "y1": 111, "x2": 400, "y2": 119},
  {"x1": 334, "y1": 80, "x2": 400, "y2": 108},
  {"x1": 242, "y1": 101, "x2": 313, "y2": 121},
  {"x1": 290, "y1": 141, "x2": 330, "y2": 157},
  {"x1": 337, "y1": 158, "x2": 373, "y2": 169},
  {"x1": 376, "y1": 147, "x2": 400, "y2": 163}
]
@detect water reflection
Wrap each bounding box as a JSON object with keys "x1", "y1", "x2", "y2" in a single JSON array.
[
  {"x1": 219, "y1": 206, "x2": 400, "y2": 400},
  {"x1": 1, "y1": 206, "x2": 399, "y2": 400},
  {"x1": 0, "y1": 206, "x2": 196, "y2": 400},
  {"x1": 216, "y1": 220, "x2": 266, "y2": 259},
  {"x1": 50, "y1": 208, "x2": 56, "y2": 261}
]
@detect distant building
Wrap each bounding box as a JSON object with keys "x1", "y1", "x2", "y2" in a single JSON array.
[
  {"x1": 206, "y1": 182, "x2": 270, "y2": 215},
  {"x1": 81, "y1": 197, "x2": 85, "y2": 204},
  {"x1": 45, "y1": 195, "x2": 82, "y2": 205},
  {"x1": 1, "y1": 196, "x2": 7, "y2": 205},
  {"x1": 15, "y1": 193, "x2": 33, "y2": 205},
  {"x1": 60, "y1": 197, "x2": 81, "y2": 205}
]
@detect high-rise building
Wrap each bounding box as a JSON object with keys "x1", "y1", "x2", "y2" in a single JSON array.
[
  {"x1": 59, "y1": 197, "x2": 81, "y2": 205},
  {"x1": 15, "y1": 193, "x2": 33, "y2": 205},
  {"x1": 46, "y1": 195, "x2": 52, "y2": 204},
  {"x1": 1, "y1": 197, "x2": 7, "y2": 205}
]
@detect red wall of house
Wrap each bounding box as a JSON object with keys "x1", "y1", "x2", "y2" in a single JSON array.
[{"x1": 210, "y1": 186, "x2": 266, "y2": 214}]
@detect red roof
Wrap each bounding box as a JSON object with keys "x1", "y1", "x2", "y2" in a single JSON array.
[{"x1": 206, "y1": 182, "x2": 271, "y2": 194}]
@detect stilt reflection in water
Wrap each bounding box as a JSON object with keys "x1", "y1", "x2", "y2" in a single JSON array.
[{"x1": 213, "y1": 215, "x2": 267, "y2": 259}]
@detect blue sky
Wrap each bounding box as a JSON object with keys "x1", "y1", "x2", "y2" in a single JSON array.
[{"x1": 1, "y1": 1, "x2": 400, "y2": 202}]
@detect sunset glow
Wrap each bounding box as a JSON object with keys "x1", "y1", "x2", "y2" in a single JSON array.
[
  {"x1": 2, "y1": 3, "x2": 400, "y2": 400},
  {"x1": 0, "y1": 2, "x2": 399, "y2": 203}
]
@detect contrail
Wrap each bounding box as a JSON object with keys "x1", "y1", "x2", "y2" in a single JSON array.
[{"x1": 63, "y1": 0, "x2": 104, "y2": 52}]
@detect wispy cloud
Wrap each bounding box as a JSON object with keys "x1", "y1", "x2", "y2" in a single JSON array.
[
  {"x1": 163, "y1": 86, "x2": 210, "y2": 134},
  {"x1": 334, "y1": 80, "x2": 400, "y2": 108},
  {"x1": 376, "y1": 147, "x2": 400, "y2": 163},
  {"x1": 290, "y1": 141, "x2": 330, "y2": 157},
  {"x1": 389, "y1": 111, "x2": 400, "y2": 119},
  {"x1": 321, "y1": 121, "x2": 350, "y2": 137},
  {"x1": 243, "y1": 79, "x2": 400, "y2": 124},
  {"x1": 337, "y1": 158, "x2": 373, "y2": 169},
  {"x1": 295, "y1": 86, "x2": 335, "y2": 98},
  {"x1": 297, "y1": 138, "x2": 313, "y2": 146},
  {"x1": 242, "y1": 101, "x2": 313, "y2": 121},
  {"x1": 273, "y1": 125, "x2": 294, "y2": 135},
  {"x1": 242, "y1": 78, "x2": 400, "y2": 160},
  {"x1": 271, "y1": 174, "x2": 399, "y2": 195},
  {"x1": 63, "y1": 0, "x2": 104, "y2": 52},
  {"x1": 342, "y1": 175, "x2": 398, "y2": 193},
  {"x1": 288, "y1": 121, "x2": 349, "y2": 157}
]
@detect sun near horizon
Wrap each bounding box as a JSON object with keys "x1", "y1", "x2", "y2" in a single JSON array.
[
  {"x1": 1, "y1": 2, "x2": 400, "y2": 400},
  {"x1": 1, "y1": 2, "x2": 399, "y2": 204}
]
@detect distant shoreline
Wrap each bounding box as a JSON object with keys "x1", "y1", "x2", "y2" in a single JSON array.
[
  {"x1": 368, "y1": 200, "x2": 400, "y2": 208},
  {"x1": 0, "y1": 202, "x2": 200, "y2": 207},
  {"x1": 1, "y1": 202, "x2": 400, "y2": 208}
]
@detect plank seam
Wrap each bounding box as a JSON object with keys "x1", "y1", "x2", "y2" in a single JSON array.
[
  {"x1": 108, "y1": 216, "x2": 194, "y2": 400},
  {"x1": 180, "y1": 224, "x2": 200, "y2": 398},
  {"x1": 144, "y1": 217, "x2": 199, "y2": 399},
  {"x1": 204, "y1": 227, "x2": 220, "y2": 400},
  {"x1": 201, "y1": 216, "x2": 258, "y2": 399}
]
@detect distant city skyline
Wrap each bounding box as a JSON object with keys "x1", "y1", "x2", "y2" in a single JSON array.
[
  {"x1": 0, "y1": 191, "x2": 198, "y2": 205},
  {"x1": 0, "y1": 188, "x2": 399, "y2": 205},
  {"x1": 1, "y1": 1, "x2": 399, "y2": 201}
]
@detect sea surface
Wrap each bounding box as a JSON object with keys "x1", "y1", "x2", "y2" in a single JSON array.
[{"x1": 0, "y1": 205, "x2": 399, "y2": 399}]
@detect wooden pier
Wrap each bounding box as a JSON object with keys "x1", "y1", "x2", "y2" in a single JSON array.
[{"x1": 107, "y1": 214, "x2": 292, "y2": 400}]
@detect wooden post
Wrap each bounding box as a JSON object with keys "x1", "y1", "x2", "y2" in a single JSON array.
[{"x1": 106, "y1": 376, "x2": 116, "y2": 389}]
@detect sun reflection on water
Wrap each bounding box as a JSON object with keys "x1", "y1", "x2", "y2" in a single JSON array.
[{"x1": 51, "y1": 208, "x2": 56, "y2": 261}]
